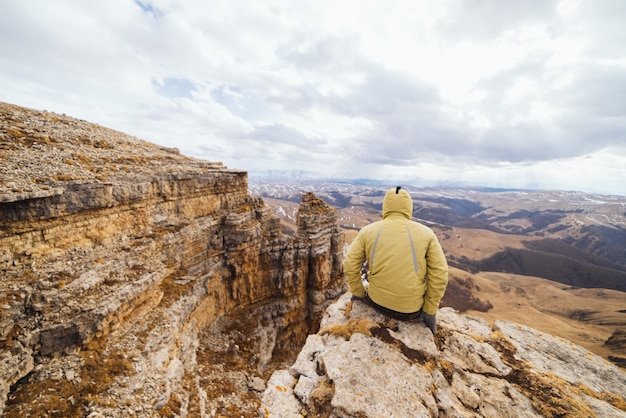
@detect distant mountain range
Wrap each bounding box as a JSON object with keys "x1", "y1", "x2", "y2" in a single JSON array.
[
  {"x1": 248, "y1": 170, "x2": 625, "y2": 197},
  {"x1": 251, "y1": 179, "x2": 626, "y2": 287},
  {"x1": 248, "y1": 169, "x2": 462, "y2": 189}
]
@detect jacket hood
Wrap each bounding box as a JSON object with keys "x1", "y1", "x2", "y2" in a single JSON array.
[{"x1": 382, "y1": 187, "x2": 413, "y2": 219}]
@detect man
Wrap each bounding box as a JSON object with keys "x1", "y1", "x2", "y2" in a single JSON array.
[{"x1": 344, "y1": 186, "x2": 448, "y2": 334}]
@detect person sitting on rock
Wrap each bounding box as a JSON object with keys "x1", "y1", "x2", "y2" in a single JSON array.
[{"x1": 344, "y1": 186, "x2": 449, "y2": 334}]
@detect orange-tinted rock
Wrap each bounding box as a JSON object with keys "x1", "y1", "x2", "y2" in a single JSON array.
[{"x1": 0, "y1": 102, "x2": 345, "y2": 416}]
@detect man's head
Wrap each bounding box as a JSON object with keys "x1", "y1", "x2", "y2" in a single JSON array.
[{"x1": 382, "y1": 186, "x2": 413, "y2": 219}]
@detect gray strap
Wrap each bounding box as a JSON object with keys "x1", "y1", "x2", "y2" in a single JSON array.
[
  {"x1": 406, "y1": 226, "x2": 418, "y2": 273},
  {"x1": 369, "y1": 226, "x2": 384, "y2": 270}
]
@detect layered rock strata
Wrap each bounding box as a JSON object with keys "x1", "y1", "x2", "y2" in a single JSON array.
[
  {"x1": 262, "y1": 293, "x2": 626, "y2": 417},
  {"x1": 0, "y1": 102, "x2": 345, "y2": 416}
]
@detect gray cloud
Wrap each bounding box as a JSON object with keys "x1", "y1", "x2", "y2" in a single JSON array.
[
  {"x1": 0, "y1": 0, "x2": 624, "y2": 195},
  {"x1": 436, "y1": 0, "x2": 559, "y2": 41},
  {"x1": 245, "y1": 123, "x2": 325, "y2": 147}
]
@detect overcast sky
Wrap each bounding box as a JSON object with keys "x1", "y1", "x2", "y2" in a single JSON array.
[{"x1": 1, "y1": 1, "x2": 625, "y2": 195}]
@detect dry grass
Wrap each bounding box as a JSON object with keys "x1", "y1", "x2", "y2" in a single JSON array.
[
  {"x1": 158, "y1": 393, "x2": 183, "y2": 417},
  {"x1": 4, "y1": 338, "x2": 134, "y2": 417},
  {"x1": 307, "y1": 379, "x2": 336, "y2": 417},
  {"x1": 49, "y1": 270, "x2": 78, "y2": 289},
  {"x1": 52, "y1": 173, "x2": 85, "y2": 182},
  {"x1": 72, "y1": 152, "x2": 92, "y2": 163},
  {"x1": 3, "y1": 380, "x2": 82, "y2": 418},
  {"x1": 343, "y1": 300, "x2": 353, "y2": 318},
  {"x1": 158, "y1": 270, "x2": 194, "y2": 307},
  {"x1": 487, "y1": 330, "x2": 599, "y2": 418},
  {"x1": 318, "y1": 317, "x2": 378, "y2": 340},
  {"x1": 578, "y1": 384, "x2": 626, "y2": 412}
]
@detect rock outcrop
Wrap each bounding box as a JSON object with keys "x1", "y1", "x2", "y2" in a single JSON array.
[
  {"x1": 0, "y1": 102, "x2": 345, "y2": 416},
  {"x1": 262, "y1": 293, "x2": 626, "y2": 417}
]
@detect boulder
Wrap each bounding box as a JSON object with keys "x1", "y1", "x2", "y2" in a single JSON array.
[{"x1": 262, "y1": 293, "x2": 626, "y2": 417}]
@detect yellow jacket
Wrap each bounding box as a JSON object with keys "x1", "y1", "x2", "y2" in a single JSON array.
[{"x1": 344, "y1": 187, "x2": 448, "y2": 315}]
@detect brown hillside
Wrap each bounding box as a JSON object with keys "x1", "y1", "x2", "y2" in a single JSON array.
[{"x1": 465, "y1": 270, "x2": 626, "y2": 364}]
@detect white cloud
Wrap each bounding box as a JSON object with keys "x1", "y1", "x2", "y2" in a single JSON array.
[{"x1": 0, "y1": 0, "x2": 625, "y2": 195}]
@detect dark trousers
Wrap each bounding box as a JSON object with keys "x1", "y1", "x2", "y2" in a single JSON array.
[{"x1": 357, "y1": 295, "x2": 421, "y2": 321}]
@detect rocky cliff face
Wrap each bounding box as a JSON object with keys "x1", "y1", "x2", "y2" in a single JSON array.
[
  {"x1": 3, "y1": 101, "x2": 626, "y2": 418},
  {"x1": 262, "y1": 293, "x2": 626, "y2": 417},
  {"x1": 0, "y1": 102, "x2": 345, "y2": 416}
]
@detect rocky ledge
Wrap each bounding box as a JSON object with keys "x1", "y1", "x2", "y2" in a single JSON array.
[{"x1": 262, "y1": 293, "x2": 626, "y2": 417}]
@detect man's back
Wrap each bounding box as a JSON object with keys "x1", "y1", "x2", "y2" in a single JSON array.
[{"x1": 344, "y1": 187, "x2": 448, "y2": 315}]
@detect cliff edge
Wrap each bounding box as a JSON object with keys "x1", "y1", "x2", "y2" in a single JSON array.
[
  {"x1": 262, "y1": 293, "x2": 626, "y2": 417},
  {"x1": 0, "y1": 102, "x2": 345, "y2": 416}
]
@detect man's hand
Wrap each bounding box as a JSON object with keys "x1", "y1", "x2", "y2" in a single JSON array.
[{"x1": 420, "y1": 311, "x2": 437, "y2": 334}]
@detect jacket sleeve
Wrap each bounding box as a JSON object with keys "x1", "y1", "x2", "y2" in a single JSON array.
[
  {"x1": 422, "y1": 235, "x2": 449, "y2": 315},
  {"x1": 343, "y1": 232, "x2": 367, "y2": 298}
]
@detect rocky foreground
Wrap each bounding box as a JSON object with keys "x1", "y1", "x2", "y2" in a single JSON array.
[{"x1": 262, "y1": 293, "x2": 626, "y2": 417}]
